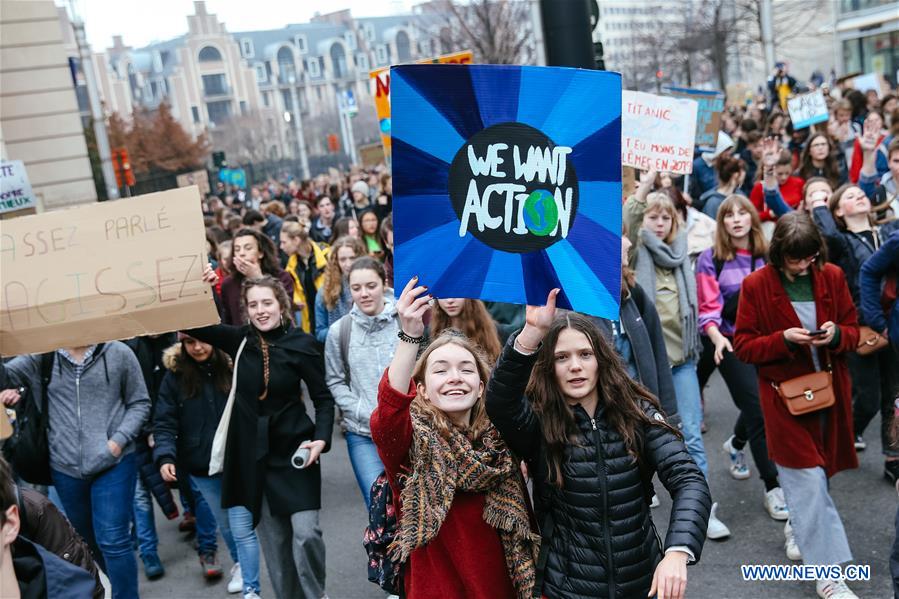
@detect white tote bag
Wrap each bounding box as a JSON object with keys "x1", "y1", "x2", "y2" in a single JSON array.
[{"x1": 209, "y1": 338, "x2": 247, "y2": 476}]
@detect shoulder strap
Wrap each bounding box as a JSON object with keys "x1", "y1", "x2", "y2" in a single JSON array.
[
  {"x1": 713, "y1": 256, "x2": 725, "y2": 280},
  {"x1": 339, "y1": 315, "x2": 352, "y2": 386},
  {"x1": 39, "y1": 353, "x2": 54, "y2": 421}
]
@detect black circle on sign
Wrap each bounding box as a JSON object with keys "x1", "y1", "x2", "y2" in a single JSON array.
[{"x1": 448, "y1": 122, "x2": 578, "y2": 254}]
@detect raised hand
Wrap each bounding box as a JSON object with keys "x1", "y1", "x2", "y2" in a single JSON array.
[
  {"x1": 516, "y1": 288, "x2": 560, "y2": 353},
  {"x1": 395, "y1": 276, "x2": 431, "y2": 338},
  {"x1": 761, "y1": 137, "x2": 780, "y2": 168}
]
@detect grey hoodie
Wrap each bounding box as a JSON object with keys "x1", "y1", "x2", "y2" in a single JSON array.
[
  {"x1": 2, "y1": 342, "x2": 150, "y2": 478},
  {"x1": 324, "y1": 298, "x2": 399, "y2": 436}
]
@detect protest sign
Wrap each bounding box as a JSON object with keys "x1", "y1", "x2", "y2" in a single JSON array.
[
  {"x1": 370, "y1": 51, "x2": 473, "y2": 157},
  {"x1": 218, "y1": 168, "x2": 246, "y2": 189},
  {"x1": 622, "y1": 90, "x2": 698, "y2": 174},
  {"x1": 851, "y1": 72, "x2": 888, "y2": 98},
  {"x1": 664, "y1": 86, "x2": 725, "y2": 151},
  {"x1": 0, "y1": 161, "x2": 37, "y2": 214},
  {"x1": 0, "y1": 187, "x2": 219, "y2": 355},
  {"x1": 787, "y1": 90, "x2": 829, "y2": 129},
  {"x1": 725, "y1": 83, "x2": 752, "y2": 107},
  {"x1": 391, "y1": 64, "x2": 622, "y2": 319},
  {"x1": 176, "y1": 169, "x2": 211, "y2": 195}
]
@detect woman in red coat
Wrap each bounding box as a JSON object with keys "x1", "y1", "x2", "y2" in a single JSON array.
[{"x1": 734, "y1": 212, "x2": 860, "y2": 599}]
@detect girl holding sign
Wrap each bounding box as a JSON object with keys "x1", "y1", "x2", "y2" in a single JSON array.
[
  {"x1": 192, "y1": 269, "x2": 335, "y2": 599},
  {"x1": 485, "y1": 291, "x2": 710, "y2": 599},
  {"x1": 370, "y1": 278, "x2": 539, "y2": 599}
]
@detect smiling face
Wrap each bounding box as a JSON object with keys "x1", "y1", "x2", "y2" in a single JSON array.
[
  {"x1": 233, "y1": 235, "x2": 261, "y2": 265},
  {"x1": 552, "y1": 328, "x2": 598, "y2": 402},
  {"x1": 418, "y1": 343, "x2": 484, "y2": 422},
  {"x1": 723, "y1": 204, "x2": 752, "y2": 240},
  {"x1": 360, "y1": 212, "x2": 378, "y2": 235},
  {"x1": 245, "y1": 285, "x2": 282, "y2": 331},
  {"x1": 835, "y1": 185, "x2": 871, "y2": 220},
  {"x1": 349, "y1": 268, "x2": 385, "y2": 316},
  {"x1": 642, "y1": 208, "x2": 673, "y2": 240},
  {"x1": 437, "y1": 298, "x2": 465, "y2": 318},
  {"x1": 337, "y1": 246, "x2": 358, "y2": 276}
]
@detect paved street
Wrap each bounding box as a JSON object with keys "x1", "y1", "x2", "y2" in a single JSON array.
[{"x1": 138, "y1": 369, "x2": 896, "y2": 599}]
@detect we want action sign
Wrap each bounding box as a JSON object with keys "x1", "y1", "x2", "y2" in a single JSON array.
[{"x1": 390, "y1": 64, "x2": 622, "y2": 319}]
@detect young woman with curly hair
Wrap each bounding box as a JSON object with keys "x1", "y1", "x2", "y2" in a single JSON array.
[{"x1": 313, "y1": 236, "x2": 366, "y2": 343}]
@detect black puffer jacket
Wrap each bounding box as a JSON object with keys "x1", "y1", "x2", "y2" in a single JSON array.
[{"x1": 485, "y1": 335, "x2": 711, "y2": 599}]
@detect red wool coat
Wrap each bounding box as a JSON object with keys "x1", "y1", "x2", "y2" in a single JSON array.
[{"x1": 734, "y1": 264, "x2": 859, "y2": 477}]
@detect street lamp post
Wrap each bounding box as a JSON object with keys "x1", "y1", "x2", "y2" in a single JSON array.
[{"x1": 287, "y1": 73, "x2": 310, "y2": 180}]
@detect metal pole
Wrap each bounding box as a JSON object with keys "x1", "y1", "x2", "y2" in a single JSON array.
[
  {"x1": 288, "y1": 80, "x2": 310, "y2": 180},
  {"x1": 343, "y1": 96, "x2": 358, "y2": 166},
  {"x1": 71, "y1": 18, "x2": 119, "y2": 200},
  {"x1": 760, "y1": 0, "x2": 776, "y2": 74},
  {"x1": 336, "y1": 90, "x2": 351, "y2": 167}
]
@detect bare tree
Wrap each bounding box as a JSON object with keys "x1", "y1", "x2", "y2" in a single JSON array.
[{"x1": 415, "y1": 0, "x2": 536, "y2": 65}]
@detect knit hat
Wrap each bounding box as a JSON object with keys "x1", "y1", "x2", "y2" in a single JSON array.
[
  {"x1": 701, "y1": 131, "x2": 734, "y2": 162},
  {"x1": 351, "y1": 181, "x2": 370, "y2": 196}
]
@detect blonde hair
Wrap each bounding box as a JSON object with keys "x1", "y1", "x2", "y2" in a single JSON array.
[
  {"x1": 411, "y1": 331, "x2": 492, "y2": 440},
  {"x1": 321, "y1": 236, "x2": 366, "y2": 310},
  {"x1": 713, "y1": 195, "x2": 768, "y2": 261},
  {"x1": 644, "y1": 191, "x2": 681, "y2": 244}
]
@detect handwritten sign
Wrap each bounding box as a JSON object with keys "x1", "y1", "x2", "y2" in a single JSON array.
[
  {"x1": 787, "y1": 90, "x2": 829, "y2": 130},
  {"x1": 851, "y1": 72, "x2": 888, "y2": 98},
  {"x1": 369, "y1": 51, "x2": 473, "y2": 157},
  {"x1": 664, "y1": 86, "x2": 725, "y2": 151},
  {"x1": 622, "y1": 91, "x2": 698, "y2": 174},
  {"x1": 392, "y1": 64, "x2": 622, "y2": 319},
  {"x1": 0, "y1": 187, "x2": 219, "y2": 355},
  {"x1": 176, "y1": 169, "x2": 211, "y2": 195},
  {"x1": 0, "y1": 161, "x2": 37, "y2": 214}
]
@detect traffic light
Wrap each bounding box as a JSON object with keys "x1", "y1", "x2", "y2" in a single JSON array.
[
  {"x1": 212, "y1": 151, "x2": 227, "y2": 168},
  {"x1": 112, "y1": 147, "x2": 135, "y2": 188},
  {"x1": 594, "y1": 41, "x2": 605, "y2": 71}
]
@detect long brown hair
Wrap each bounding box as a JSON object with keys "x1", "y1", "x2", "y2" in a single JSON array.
[
  {"x1": 829, "y1": 183, "x2": 874, "y2": 230},
  {"x1": 232, "y1": 228, "x2": 282, "y2": 283},
  {"x1": 241, "y1": 275, "x2": 294, "y2": 400},
  {"x1": 177, "y1": 340, "x2": 232, "y2": 399},
  {"x1": 322, "y1": 236, "x2": 366, "y2": 310},
  {"x1": 713, "y1": 195, "x2": 768, "y2": 262},
  {"x1": 411, "y1": 331, "x2": 492, "y2": 440},
  {"x1": 527, "y1": 313, "x2": 676, "y2": 488},
  {"x1": 431, "y1": 299, "x2": 503, "y2": 364},
  {"x1": 798, "y1": 133, "x2": 842, "y2": 188}
]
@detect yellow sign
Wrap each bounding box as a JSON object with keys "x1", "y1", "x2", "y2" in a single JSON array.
[{"x1": 369, "y1": 51, "x2": 473, "y2": 156}]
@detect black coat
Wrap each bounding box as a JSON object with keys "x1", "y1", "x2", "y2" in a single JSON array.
[
  {"x1": 185, "y1": 323, "x2": 335, "y2": 524},
  {"x1": 485, "y1": 336, "x2": 711, "y2": 599},
  {"x1": 592, "y1": 283, "x2": 678, "y2": 421},
  {"x1": 153, "y1": 345, "x2": 230, "y2": 477}
]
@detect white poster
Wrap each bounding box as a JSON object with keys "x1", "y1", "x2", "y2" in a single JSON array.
[
  {"x1": 0, "y1": 161, "x2": 37, "y2": 214},
  {"x1": 621, "y1": 91, "x2": 699, "y2": 174}
]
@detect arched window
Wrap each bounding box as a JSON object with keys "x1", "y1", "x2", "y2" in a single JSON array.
[
  {"x1": 277, "y1": 46, "x2": 296, "y2": 81},
  {"x1": 198, "y1": 46, "x2": 223, "y2": 62},
  {"x1": 330, "y1": 42, "x2": 347, "y2": 78},
  {"x1": 395, "y1": 31, "x2": 411, "y2": 62}
]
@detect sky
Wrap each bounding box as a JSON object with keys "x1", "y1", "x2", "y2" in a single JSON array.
[{"x1": 60, "y1": 0, "x2": 414, "y2": 51}]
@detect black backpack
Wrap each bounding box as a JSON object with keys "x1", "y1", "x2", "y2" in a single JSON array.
[
  {"x1": 362, "y1": 471, "x2": 404, "y2": 595},
  {"x1": 3, "y1": 353, "x2": 55, "y2": 485}
]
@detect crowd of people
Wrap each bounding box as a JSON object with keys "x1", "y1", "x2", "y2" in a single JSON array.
[{"x1": 1, "y1": 71, "x2": 899, "y2": 599}]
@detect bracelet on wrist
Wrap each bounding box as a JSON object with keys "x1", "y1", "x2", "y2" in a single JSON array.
[
  {"x1": 515, "y1": 337, "x2": 540, "y2": 353},
  {"x1": 397, "y1": 329, "x2": 424, "y2": 344}
]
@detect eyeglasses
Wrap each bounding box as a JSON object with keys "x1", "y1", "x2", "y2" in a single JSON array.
[{"x1": 785, "y1": 252, "x2": 819, "y2": 265}]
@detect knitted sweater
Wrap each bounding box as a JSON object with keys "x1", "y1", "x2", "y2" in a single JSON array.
[{"x1": 696, "y1": 248, "x2": 765, "y2": 336}]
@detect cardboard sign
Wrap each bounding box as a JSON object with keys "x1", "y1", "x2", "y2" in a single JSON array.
[
  {"x1": 787, "y1": 90, "x2": 829, "y2": 130},
  {"x1": 851, "y1": 72, "x2": 888, "y2": 98},
  {"x1": 391, "y1": 64, "x2": 622, "y2": 319},
  {"x1": 0, "y1": 161, "x2": 37, "y2": 214},
  {"x1": 725, "y1": 83, "x2": 752, "y2": 107},
  {"x1": 664, "y1": 86, "x2": 724, "y2": 151},
  {"x1": 176, "y1": 169, "x2": 211, "y2": 195},
  {"x1": 0, "y1": 187, "x2": 219, "y2": 356},
  {"x1": 622, "y1": 91, "x2": 698, "y2": 175},
  {"x1": 369, "y1": 51, "x2": 473, "y2": 157}
]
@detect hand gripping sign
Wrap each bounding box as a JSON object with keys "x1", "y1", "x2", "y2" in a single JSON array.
[{"x1": 391, "y1": 64, "x2": 622, "y2": 319}]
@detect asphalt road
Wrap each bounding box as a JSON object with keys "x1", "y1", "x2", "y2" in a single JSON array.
[{"x1": 137, "y1": 369, "x2": 896, "y2": 599}]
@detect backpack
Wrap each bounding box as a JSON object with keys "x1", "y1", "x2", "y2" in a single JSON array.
[
  {"x1": 362, "y1": 471, "x2": 404, "y2": 595},
  {"x1": 3, "y1": 353, "x2": 55, "y2": 485},
  {"x1": 338, "y1": 315, "x2": 352, "y2": 386}
]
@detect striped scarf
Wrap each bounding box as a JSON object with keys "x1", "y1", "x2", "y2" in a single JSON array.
[{"x1": 389, "y1": 402, "x2": 539, "y2": 599}]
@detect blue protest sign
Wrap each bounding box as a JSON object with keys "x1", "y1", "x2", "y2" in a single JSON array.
[
  {"x1": 391, "y1": 64, "x2": 622, "y2": 319},
  {"x1": 663, "y1": 86, "x2": 725, "y2": 151}
]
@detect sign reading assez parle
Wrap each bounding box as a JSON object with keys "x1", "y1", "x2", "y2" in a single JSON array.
[{"x1": 0, "y1": 187, "x2": 219, "y2": 356}]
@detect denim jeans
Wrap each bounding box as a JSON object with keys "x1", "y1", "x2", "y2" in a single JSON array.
[
  {"x1": 52, "y1": 453, "x2": 139, "y2": 599},
  {"x1": 191, "y1": 474, "x2": 261, "y2": 594},
  {"x1": 671, "y1": 360, "x2": 708, "y2": 477},
  {"x1": 132, "y1": 476, "x2": 158, "y2": 558},
  {"x1": 345, "y1": 431, "x2": 386, "y2": 510}
]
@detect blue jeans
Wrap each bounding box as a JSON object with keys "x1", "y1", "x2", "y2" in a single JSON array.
[
  {"x1": 132, "y1": 476, "x2": 158, "y2": 557},
  {"x1": 346, "y1": 431, "x2": 385, "y2": 510},
  {"x1": 671, "y1": 360, "x2": 708, "y2": 477},
  {"x1": 53, "y1": 453, "x2": 139, "y2": 599},
  {"x1": 191, "y1": 474, "x2": 261, "y2": 594}
]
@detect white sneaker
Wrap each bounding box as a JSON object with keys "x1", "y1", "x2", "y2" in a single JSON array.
[
  {"x1": 784, "y1": 520, "x2": 801, "y2": 561},
  {"x1": 650, "y1": 494, "x2": 660, "y2": 508},
  {"x1": 228, "y1": 563, "x2": 243, "y2": 594},
  {"x1": 243, "y1": 592, "x2": 261, "y2": 599},
  {"x1": 706, "y1": 502, "x2": 731, "y2": 540},
  {"x1": 764, "y1": 487, "x2": 789, "y2": 521},
  {"x1": 816, "y1": 579, "x2": 858, "y2": 599},
  {"x1": 722, "y1": 435, "x2": 751, "y2": 480}
]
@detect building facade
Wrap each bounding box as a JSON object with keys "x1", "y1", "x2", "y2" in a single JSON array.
[{"x1": 835, "y1": 0, "x2": 898, "y2": 86}]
